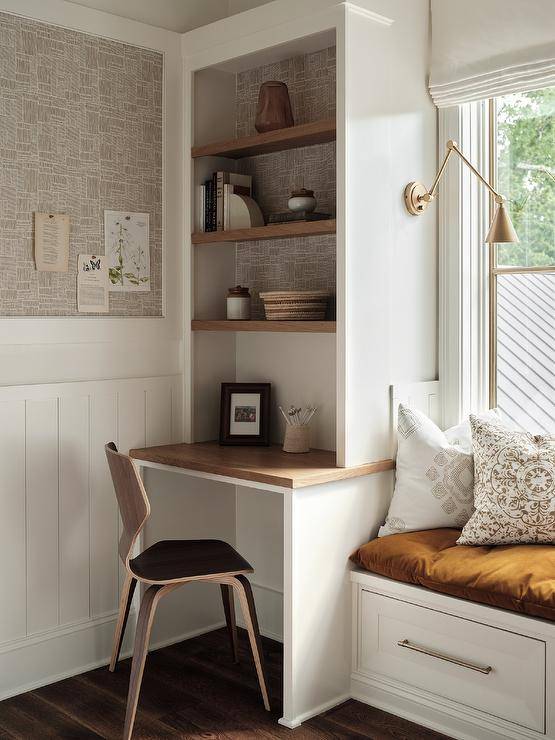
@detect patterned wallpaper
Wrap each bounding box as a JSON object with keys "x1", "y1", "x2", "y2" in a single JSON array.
[
  {"x1": 234, "y1": 46, "x2": 336, "y2": 307},
  {"x1": 236, "y1": 235, "x2": 336, "y2": 319},
  {"x1": 0, "y1": 12, "x2": 162, "y2": 316}
]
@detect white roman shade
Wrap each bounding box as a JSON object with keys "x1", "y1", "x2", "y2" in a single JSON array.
[{"x1": 430, "y1": 0, "x2": 555, "y2": 107}]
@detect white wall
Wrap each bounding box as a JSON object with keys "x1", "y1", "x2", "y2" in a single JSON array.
[
  {"x1": 0, "y1": 375, "x2": 185, "y2": 699},
  {"x1": 0, "y1": 0, "x2": 195, "y2": 698},
  {"x1": 0, "y1": 0, "x2": 183, "y2": 391}
]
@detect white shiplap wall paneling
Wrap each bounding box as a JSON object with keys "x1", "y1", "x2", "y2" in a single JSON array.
[
  {"x1": 0, "y1": 401, "x2": 26, "y2": 644},
  {"x1": 59, "y1": 396, "x2": 91, "y2": 626},
  {"x1": 26, "y1": 398, "x2": 59, "y2": 636},
  {"x1": 90, "y1": 393, "x2": 119, "y2": 619},
  {"x1": 146, "y1": 384, "x2": 173, "y2": 447},
  {"x1": 0, "y1": 376, "x2": 181, "y2": 660}
]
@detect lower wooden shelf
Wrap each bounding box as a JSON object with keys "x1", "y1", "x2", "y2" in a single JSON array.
[{"x1": 192, "y1": 320, "x2": 336, "y2": 333}]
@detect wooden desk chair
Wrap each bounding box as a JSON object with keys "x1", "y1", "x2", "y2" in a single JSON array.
[{"x1": 105, "y1": 443, "x2": 270, "y2": 740}]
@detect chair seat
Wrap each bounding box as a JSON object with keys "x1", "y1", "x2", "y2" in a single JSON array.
[{"x1": 129, "y1": 539, "x2": 253, "y2": 583}]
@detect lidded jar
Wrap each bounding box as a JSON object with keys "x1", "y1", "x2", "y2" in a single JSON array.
[
  {"x1": 287, "y1": 188, "x2": 316, "y2": 213},
  {"x1": 226, "y1": 286, "x2": 251, "y2": 320}
]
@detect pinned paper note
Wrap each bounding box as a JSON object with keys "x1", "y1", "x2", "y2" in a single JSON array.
[
  {"x1": 77, "y1": 254, "x2": 109, "y2": 313},
  {"x1": 104, "y1": 210, "x2": 150, "y2": 292},
  {"x1": 35, "y1": 212, "x2": 70, "y2": 272}
]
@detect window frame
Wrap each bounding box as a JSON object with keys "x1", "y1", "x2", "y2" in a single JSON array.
[
  {"x1": 438, "y1": 101, "x2": 491, "y2": 428},
  {"x1": 487, "y1": 97, "x2": 555, "y2": 408},
  {"x1": 439, "y1": 94, "x2": 554, "y2": 427}
]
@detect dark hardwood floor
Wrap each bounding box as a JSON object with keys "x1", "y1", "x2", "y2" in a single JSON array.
[{"x1": 0, "y1": 628, "x2": 450, "y2": 739}]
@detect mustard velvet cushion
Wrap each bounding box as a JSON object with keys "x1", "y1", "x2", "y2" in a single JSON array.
[{"x1": 351, "y1": 528, "x2": 555, "y2": 621}]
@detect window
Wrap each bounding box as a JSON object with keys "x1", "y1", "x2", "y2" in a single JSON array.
[{"x1": 490, "y1": 88, "x2": 555, "y2": 433}]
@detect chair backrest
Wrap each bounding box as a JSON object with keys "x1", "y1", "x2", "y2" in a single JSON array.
[{"x1": 105, "y1": 442, "x2": 150, "y2": 565}]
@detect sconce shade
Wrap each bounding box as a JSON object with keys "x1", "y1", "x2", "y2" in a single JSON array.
[{"x1": 485, "y1": 202, "x2": 519, "y2": 243}]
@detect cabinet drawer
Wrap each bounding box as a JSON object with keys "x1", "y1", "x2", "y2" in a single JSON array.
[{"x1": 359, "y1": 590, "x2": 545, "y2": 733}]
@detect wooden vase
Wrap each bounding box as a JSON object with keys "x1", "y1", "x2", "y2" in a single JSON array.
[{"x1": 254, "y1": 81, "x2": 294, "y2": 133}]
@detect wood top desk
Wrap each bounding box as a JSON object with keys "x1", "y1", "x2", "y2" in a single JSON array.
[
  {"x1": 129, "y1": 440, "x2": 394, "y2": 729},
  {"x1": 129, "y1": 441, "x2": 394, "y2": 490}
]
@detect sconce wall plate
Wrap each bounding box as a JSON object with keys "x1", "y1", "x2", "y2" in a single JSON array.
[{"x1": 404, "y1": 181, "x2": 429, "y2": 216}]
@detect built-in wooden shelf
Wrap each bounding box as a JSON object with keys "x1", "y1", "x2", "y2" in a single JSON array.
[
  {"x1": 192, "y1": 320, "x2": 336, "y2": 333},
  {"x1": 191, "y1": 118, "x2": 336, "y2": 159},
  {"x1": 130, "y1": 441, "x2": 394, "y2": 489},
  {"x1": 191, "y1": 218, "x2": 336, "y2": 245}
]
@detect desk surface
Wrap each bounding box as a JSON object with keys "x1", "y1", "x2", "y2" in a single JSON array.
[{"x1": 129, "y1": 441, "x2": 394, "y2": 489}]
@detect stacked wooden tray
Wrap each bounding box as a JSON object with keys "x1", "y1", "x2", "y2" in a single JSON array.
[{"x1": 259, "y1": 290, "x2": 330, "y2": 321}]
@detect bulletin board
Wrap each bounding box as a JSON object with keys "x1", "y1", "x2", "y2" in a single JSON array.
[{"x1": 0, "y1": 12, "x2": 163, "y2": 316}]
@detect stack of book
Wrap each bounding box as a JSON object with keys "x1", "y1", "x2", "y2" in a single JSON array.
[{"x1": 198, "y1": 172, "x2": 253, "y2": 232}]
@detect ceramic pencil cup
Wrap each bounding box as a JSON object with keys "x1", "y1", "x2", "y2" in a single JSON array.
[{"x1": 283, "y1": 424, "x2": 310, "y2": 454}]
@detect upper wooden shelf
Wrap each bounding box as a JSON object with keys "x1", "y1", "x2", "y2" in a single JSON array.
[
  {"x1": 192, "y1": 219, "x2": 336, "y2": 244},
  {"x1": 191, "y1": 119, "x2": 336, "y2": 159},
  {"x1": 129, "y1": 441, "x2": 394, "y2": 490}
]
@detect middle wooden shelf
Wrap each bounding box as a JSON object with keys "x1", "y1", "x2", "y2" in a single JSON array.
[{"x1": 191, "y1": 218, "x2": 336, "y2": 244}]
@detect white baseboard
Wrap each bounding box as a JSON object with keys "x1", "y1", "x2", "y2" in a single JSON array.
[
  {"x1": 278, "y1": 693, "x2": 351, "y2": 729},
  {"x1": 148, "y1": 621, "x2": 226, "y2": 653},
  {"x1": 236, "y1": 580, "x2": 284, "y2": 643},
  {"x1": 0, "y1": 615, "x2": 226, "y2": 703},
  {"x1": 351, "y1": 673, "x2": 546, "y2": 740}
]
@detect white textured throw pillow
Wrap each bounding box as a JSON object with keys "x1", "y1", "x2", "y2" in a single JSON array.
[
  {"x1": 378, "y1": 405, "x2": 502, "y2": 538},
  {"x1": 457, "y1": 417, "x2": 555, "y2": 546}
]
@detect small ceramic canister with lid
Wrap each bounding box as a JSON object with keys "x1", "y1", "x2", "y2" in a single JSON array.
[
  {"x1": 287, "y1": 188, "x2": 317, "y2": 213},
  {"x1": 226, "y1": 285, "x2": 251, "y2": 320}
]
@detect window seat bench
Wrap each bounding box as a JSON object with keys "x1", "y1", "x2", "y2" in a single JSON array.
[
  {"x1": 351, "y1": 528, "x2": 555, "y2": 621},
  {"x1": 350, "y1": 529, "x2": 555, "y2": 740}
]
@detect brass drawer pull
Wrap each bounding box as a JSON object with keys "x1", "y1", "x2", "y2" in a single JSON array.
[{"x1": 397, "y1": 639, "x2": 492, "y2": 675}]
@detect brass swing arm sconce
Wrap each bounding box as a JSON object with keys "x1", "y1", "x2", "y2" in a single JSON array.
[{"x1": 404, "y1": 140, "x2": 519, "y2": 243}]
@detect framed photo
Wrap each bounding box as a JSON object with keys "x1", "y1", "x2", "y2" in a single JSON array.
[{"x1": 219, "y1": 382, "x2": 271, "y2": 446}]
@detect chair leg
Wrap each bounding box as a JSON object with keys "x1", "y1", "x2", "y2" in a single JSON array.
[
  {"x1": 109, "y1": 573, "x2": 137, "y2": 672},
  {"x1": 220, "y1": 584, "x2": 239, "y2": 664},
  {"x1": 232, "y1": 575, "x2": 271, "y2": 711},
  {"x1": 123, "y1": 584, "x2": 172, "y2": 740}
]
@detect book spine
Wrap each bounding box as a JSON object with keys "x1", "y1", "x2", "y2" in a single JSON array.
[
  {"x1": 211, "y1": 173, "x2": 217, "y2": 232},
  {"x1": 206, "y1": 179, "x2": 215, "y2": 232},
  {"x1": 216, "y1": 172, "x2": 225, "y2": 231},
  {"x1": 199, "y1": 184, "x2": 205, "y2": 232},
  {"x1": 224, "y1": 183, "x2": 230, "y2": 231},
  {"x1": 204, "y1": 180, "x2": 211, "y2": 232}
]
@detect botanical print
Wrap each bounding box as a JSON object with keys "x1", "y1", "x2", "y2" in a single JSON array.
[{"x1": 104, "y1": 211, "x2": 150, "y2": 292}]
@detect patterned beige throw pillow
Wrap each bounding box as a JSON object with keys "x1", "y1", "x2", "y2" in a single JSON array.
[
  {"x1": 458, "y1": 417, "x2": 555, "y2": 546},
  {"x1": 378, "y1": 405, "x2": 502, "y2": 538}
]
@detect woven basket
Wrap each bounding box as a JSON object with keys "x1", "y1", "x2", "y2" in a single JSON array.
[{"x1": 259, "y1": 290, "x2": 330, "y2": 321}]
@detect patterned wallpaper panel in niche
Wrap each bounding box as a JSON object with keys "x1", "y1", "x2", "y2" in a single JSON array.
[
  {"x1": 0, "y1": 12, "x2": 162, "y2": 316},
  {"x1": 235, "y1": 235, "x2": 336, "y2": 320},
  {"x1": 238, "y1": 142, "x2": 336, "y2": 220},
  {"x1": 235, "y1": 46, "x2": 336, "y2": 137},
  {"x1": 235, "y1": 47, "x2": 336, "y2": 309}
]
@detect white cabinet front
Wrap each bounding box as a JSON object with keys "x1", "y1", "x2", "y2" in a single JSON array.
[{"x1": 358, "y1": 590, "x2": 545, "y2": 733}]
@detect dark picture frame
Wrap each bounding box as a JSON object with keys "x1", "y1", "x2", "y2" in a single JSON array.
[{"x1": 219, "y1": 382, "x2": 271, "y2": 446}]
